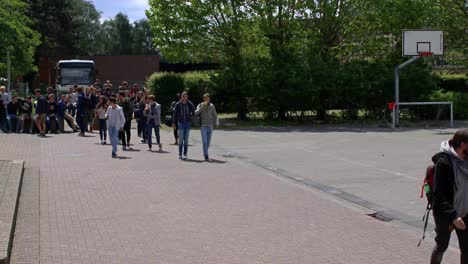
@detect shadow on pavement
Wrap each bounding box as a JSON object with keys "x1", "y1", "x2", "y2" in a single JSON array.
[
  {"x1": 148, "y1": 150, "x2": 170, "y2": 154},
  {"x1": 185, "y1": 159, "x2": 205, "y2": 163},
  {"x1": 208, "y1": 159, "x2": 227, "y2": 164},
  {"x1": 114, "y1": 156, "x2": 132, "y2": 160},
  {"x1": 125, "y1": 148, "x2": 141, "y2": 152}
]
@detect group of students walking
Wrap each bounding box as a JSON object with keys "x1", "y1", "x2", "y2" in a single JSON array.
[{"x1": 0, "y1": 84, "x2": 219, "y2": 160}]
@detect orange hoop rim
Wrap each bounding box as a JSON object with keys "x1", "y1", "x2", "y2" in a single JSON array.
[{"x1": 419, "y1": 51, "x2": 434, "y2": 57}]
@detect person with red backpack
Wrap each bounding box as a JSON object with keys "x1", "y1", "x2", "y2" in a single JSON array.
[{"x1": 430, "y1": 130, "x2": 468, "y2": 264}]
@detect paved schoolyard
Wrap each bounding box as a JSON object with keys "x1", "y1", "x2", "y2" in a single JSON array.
[
  {"x1": 212, "y1": 125, "x2": 461, "y2": 228},
  {"x1": 1, "y1": 124, "x2": 461, "y2": 263}
]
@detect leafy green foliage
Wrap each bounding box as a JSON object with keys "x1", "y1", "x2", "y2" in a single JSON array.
[
  {"x1": 429, "y1": 90, "x2": 468, "y2": 120},
  {"x1": 434, "y1": 72, "x2": 468, "y2": 92},
  {"x1": 0, "y1": 0, "x2": 40, "y2": 75},
  {"x1": 146, "y1": 71, "x2": 216, "y2": 115}
]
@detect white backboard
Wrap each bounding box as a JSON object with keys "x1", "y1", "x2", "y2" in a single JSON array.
[{"x1": 402, "y1": 30, "x2": 444, "y2": 56}]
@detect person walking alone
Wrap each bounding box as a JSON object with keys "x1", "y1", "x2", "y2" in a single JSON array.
[
  {"x1": 195, "y1": 93, "x2": 218, "y2": 161},
  {"x1": 106, "y1": 97, "x2": 126, "y2": 158},
  {"x1": 144, "y1": 95, "x2": 162, "y2": 152},
  {"x1": 431, "y1": 130, "x2": 468, "y2": 264},
  {"x1": 172, "y1": 91, "x2": 195, "y2": 160}
]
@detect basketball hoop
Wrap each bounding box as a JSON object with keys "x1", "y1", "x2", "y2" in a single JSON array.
[{"x1": 418, "y1": 51, "x2": 434, "y2": 57}]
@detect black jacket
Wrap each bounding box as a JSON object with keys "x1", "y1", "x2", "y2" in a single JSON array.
[
  {"x1": 432, "y1": 152, "x2": 457, "y2": 222},
  {"x1": 172, "y1": 100, "x2": 195, "y2": 124}
]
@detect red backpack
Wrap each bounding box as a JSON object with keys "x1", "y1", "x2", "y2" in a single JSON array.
[
  {"x1": 421, "y1": 165, "x2": 435, "y2": 205},
  {"x1": 418, "y1": 164, "x2": 435, "y2": 247}
]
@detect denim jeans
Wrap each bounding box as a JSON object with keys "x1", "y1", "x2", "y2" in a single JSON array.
[
  {"x1": 178, "y1": 122, "x2": 191, "y2": 156},
  {"x1": 76, "y1": 114, "x2": 86, "y2": 133},
  {"x1": 201, "y1": 126, "x2": 213, "y2": 158},
  {"x1": 146, "y1": 123, "x2": 160, "y2": 149},
  {"x1": 108, "y1": 126, "x2": 119, "y2": 155},
  {"x1": 7, "y1": 114, "x2": 19, "y2": 132},
  {"x1": 67, "y1": 104, "x2": 76, "y2": 118},
  {"x1": 99, "y1": 119, "x2": 107, "y2": 141}
]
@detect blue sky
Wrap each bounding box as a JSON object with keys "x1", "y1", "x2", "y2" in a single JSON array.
[{"x1": 92, "y1": 0, "x2": 150, "y2": 22}]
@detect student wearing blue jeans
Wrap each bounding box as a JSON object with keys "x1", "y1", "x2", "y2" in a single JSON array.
[
  {"x1": 106, "y1": 97, "x2": 126, "y2": 158},
  {"x1": 144, "y1": 95, "x2": 162, "y2": 151},
  {"x1": 195, "y1": 94, "x2": 218, "y2": 161},
  {"x1": 172, "y1": 91, "x2": 195, "y2": 160}
]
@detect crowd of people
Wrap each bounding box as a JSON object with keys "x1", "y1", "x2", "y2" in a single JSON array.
[{"x1": 0, "y1": 81, "x2": 218, "y2": 160}]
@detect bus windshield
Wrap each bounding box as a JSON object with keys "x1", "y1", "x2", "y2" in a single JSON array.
[{"x1": 60, "y1": 68, "x2": 94, "y2": 85}]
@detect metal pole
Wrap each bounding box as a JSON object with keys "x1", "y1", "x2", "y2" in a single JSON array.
[
  {"x1": 450, "y1": 102, "x2": 454, "y2": 128},
  {"x1": 7, "y1": 50, "x2": 11, "y2": 92},
  {"x1": 394, "y1": 68, "x2": 399, "y2": 128},
  {"x1": 393, "y1": 56, "x2": 421, "y2": 128}
]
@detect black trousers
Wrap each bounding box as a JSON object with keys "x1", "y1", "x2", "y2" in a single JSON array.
[
  {"x1": 76, "y1": 114, "x2": 86, "y2": 133},
  {"x1": 432, "y1": 213, "x2": 468, "y2": 264},
  {"x1": 173, "y1": 122, "x2": 178, "y2": 141},
  {"x1": 138, "y1": 118, "x2": 147, "y2": 140},
  {"x1": 119, "y1": 120, "x2": 131, "y2": 146}
]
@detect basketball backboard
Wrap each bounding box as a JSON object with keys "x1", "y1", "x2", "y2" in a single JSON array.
[{"x1": 402, "y1": 30, "x2": 444, "y2": 56}]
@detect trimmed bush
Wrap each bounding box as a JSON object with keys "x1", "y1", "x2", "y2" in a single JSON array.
[
  {"x1": 429, "y1": 90, "x2": 468, "y2": 120},
  {"x1": 434, "y1": 73, "x2": 468, "y2": 92},
  {"x1": 146, "y1": 72, "x2": 184, "y2": 116},
  {"x1": 146, "y1": 72, "x2": 216, "y2": 114},
  {"x1": 182, "y1": 72, "x2": 216, "y2": 107}
]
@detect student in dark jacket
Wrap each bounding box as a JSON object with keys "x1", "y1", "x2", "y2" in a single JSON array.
[
  {"x1": 19, "y1": 96, "x2": 33, "y2": 133},
  {"x1": 431, "y1": 130, "x2": 468, "y2": 264},
  {"x1": 172, "y1": 91, "x2": 195, "y2": 160},
  {"x1": 76, "y1": 87, "x2": 87, "y2": 136},
  {"x1": 47, "y1": 94, "x2": 58, "y2": 133},
  {"x1": 35, "y1": 89, "x2": 48, "y2": 137},
  {"x1": 7, "y1": 96, "x2": 20, "y2": 132},
  {"x1": 87, "y1": 86, "x2": 98, "y2": 133},
  {"x1": 0, "y1": 97, "x2": 6, "y2": 132},
  {"x1": 117, "y1": 91, "x2": 133, "y2": 150}
]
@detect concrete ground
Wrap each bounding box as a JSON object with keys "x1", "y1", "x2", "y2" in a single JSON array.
[{"x1": 1, "y1": 124, "x2": 461, "y2": 263}]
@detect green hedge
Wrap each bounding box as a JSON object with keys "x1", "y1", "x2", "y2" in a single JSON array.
[
  {"x1": 146, "y1": 72, "x2": 216, "y2": 114},
  {"x1": 429, "y1": 90, "x2": 468, "y2": 119},
  {"x1": 434, "y1": 73, "x2": 468, "y2": 92}
]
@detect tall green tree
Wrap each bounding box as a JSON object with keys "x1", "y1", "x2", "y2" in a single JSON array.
[
  {"x1": 0, "y1": 0, "x2": 40, "y2": 75},
  {"x1": 147, "y1": 0, "x2": 251, "y2": 118},
  {"x1": 27, "y1": 0, "x2": 103, "y2": 57},
  {"x1": 132, "y1": 19, "x2": 158, "y2": 55}
]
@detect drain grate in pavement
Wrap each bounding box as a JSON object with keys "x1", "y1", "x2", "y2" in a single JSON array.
[{"x1": 367, "y1": 212, "x2": 392, "y2": 222}]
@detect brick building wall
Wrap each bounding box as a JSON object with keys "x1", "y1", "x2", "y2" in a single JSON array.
[{"x1": 37, "y1": 55, "x2": 160, "y2": 88}]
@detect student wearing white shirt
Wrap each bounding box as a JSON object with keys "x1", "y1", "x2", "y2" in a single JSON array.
[{"x1": 105, "y1": 97, "x2": 126, "y2": 158}]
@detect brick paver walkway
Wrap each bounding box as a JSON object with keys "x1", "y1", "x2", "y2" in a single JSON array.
[{"x1": 0, "y1": 129, "x2": 460, "y2": 263}]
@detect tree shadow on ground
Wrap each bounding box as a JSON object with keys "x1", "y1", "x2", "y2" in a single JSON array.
[
  {"x1": 184, "y1": 159, "x2": 205, "y2": 163},
  {"x1": 208, "y1": 159, "x2": 227, "y2": 164},
  {"x1": 148, "y1": 150, "x2": 170, "y2": 154},
  {"x1": 114, "y1": 156, "x2": 132, "y2": 160},
  {"x1": 125, "y1": 148, "x2": 141, "y2": 152}
]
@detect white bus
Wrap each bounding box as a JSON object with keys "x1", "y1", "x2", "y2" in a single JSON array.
[{"x1": 56, "y1": 60, "x2": 96, "y2": 94}]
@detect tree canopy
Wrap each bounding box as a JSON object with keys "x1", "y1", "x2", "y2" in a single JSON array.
[
  {"x1": 147, "y1": 0, "x2": 468, "y2": 119},
  {"x1": 0, "y1": 0, "x2": 40, "y2": 75}
]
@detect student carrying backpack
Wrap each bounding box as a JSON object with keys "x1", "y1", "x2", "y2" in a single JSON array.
[{"x1": 425, "y1": 130, "x2": 468, "y2": 264}]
